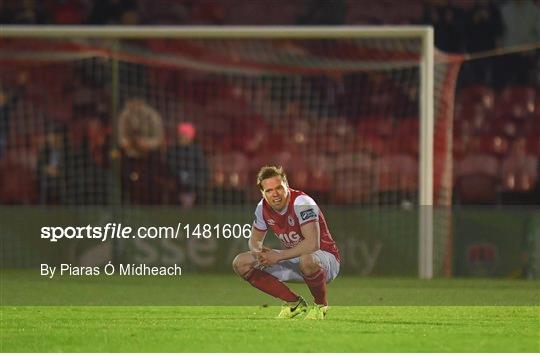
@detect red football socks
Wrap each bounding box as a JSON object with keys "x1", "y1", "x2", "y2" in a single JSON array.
[
  {"x1": 303, "y1": 269, "x2": 328, "y2": 306},
  {"x1": 244, "y1": 269, "x2": 299, "y2": 303}
]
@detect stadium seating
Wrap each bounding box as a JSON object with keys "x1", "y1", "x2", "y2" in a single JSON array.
[
  {"x1": 454, "y1": 152, "x2": 500, "y2": 204},
  {"x1": 356, "y1": 116, "x2": 394, "y2": 138},
  {"x1": 498, "y1": 85, "x2": 536, "y2": 120},
  {"x1": 304, "y1": 153, "x2": 333, "y2": 202},
  {"x1": 394, "y1": 118, "x2": 419, "y2": 156},
  {"x1": 457, "y1": 85, "x2": 495, "y2": 112},
  {"x1": 210, "y1": 151, "x2": 249, "y2": 204},
  {"x1": 331, "y1": 152, "x2": 373, "y2": 204},
  {"x1": 476, "y1": 134, "x2": 510, "y2": 158},
  {"x1": 374, "y1": 153, "x2": 418, "y2": 204},
  {"x1": 526, "y1": 134, "x2": 540, "y2": 155}
]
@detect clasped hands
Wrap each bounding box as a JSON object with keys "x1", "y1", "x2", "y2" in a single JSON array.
[{"x1": 254, "y1": 246, "x2": 282, "y2": 267}]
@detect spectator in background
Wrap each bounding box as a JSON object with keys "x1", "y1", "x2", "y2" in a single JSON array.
[
  {"x1": 117, "y1": 99, "x2": 172, "y2": 205},
  {"x1": 120, "y1": 149, "x2": 174, "y2": 205},
  {"x1": 118, "y1": 99, "x2": 164, "y2": 158},
  {"x1": 71, "y1": 117, "x2": 111, "y2": 205},
  {"x1": 166, "y1": 122, "x2": 209, "y2": 208},
  {"x1": 36, "y1": 124, "x2": 70, "y2": 205}
]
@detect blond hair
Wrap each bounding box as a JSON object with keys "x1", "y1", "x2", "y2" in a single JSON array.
[{"x1": 256, "y1": 166, "x2": 288, "y2": 190}]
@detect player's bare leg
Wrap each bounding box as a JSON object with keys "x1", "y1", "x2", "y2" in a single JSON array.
[
  {"x1": 232, "y1": 251, "x2": 257, "y2": 278},
  {"x1": 299, "y1": 253, "x2": 328, "y2": 319},
  {"x1": 232, "y1": 252, "x2": 307, "y2": 318}
]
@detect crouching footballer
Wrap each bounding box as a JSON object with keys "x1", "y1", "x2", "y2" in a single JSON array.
[{"x1": 233, "y1": 166, "x2": 340, "y2": 320}]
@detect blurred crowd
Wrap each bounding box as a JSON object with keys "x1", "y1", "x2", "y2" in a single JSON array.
[
  {"x1": 0, "y1": 0, "x2": 538, "y2": 207},
  {"x1": 0, "y1": 59, "x2": 424, "y2": 206}
]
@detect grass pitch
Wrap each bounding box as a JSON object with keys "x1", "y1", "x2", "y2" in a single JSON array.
[
  {"x1": 2, "y1": 306, "x2": 539, "y2": 352},
  {"x1": 1, "y1": 272, "x2": 539, "y2": 352}
]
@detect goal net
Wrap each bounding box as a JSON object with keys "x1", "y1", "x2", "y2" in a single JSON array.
[{"x1": 0, "y1": 27, "x2": 461, "y2": 277}]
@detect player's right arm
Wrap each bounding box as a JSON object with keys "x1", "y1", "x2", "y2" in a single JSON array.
[
  {"x1": 248, "y1": 227, "x2": 266, "y2": 252},
  {"x1": 249, "y1": 200, "x2": 268, "y2": 252}
]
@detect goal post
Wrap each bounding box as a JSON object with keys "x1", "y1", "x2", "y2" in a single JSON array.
[
  {"x1": 0, "y1": 25, "x2": 452, "y2": 278},
  {"x1": 419, "y1": 27, "x2": 435, "y2": 279}
]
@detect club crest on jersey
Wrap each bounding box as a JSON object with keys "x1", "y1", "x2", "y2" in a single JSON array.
[
  {"x1": 300, "y1": 208, "x2": 316, "y2": 221},
  {"x1": 266, "y1": 219, "x2": 275, "y2": 226},
  {"x1": 287, "y1": 215, "x2": 295, "y2": 226}
]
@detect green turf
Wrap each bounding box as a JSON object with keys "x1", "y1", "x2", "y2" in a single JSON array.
[
  {"x1": 2, "y1": 270, "x2": 539, "y2": 305},
  {"x1": 1, "y1": 306, "x2": 539, "y2": 352},
  {"x1": 1, "y1": 271, "x2": 539, "y2": 351}
]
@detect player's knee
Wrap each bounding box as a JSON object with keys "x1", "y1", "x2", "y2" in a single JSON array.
[
  {"x1": 232, "y1": 252, "x2": 254, "y2": 277},
  {"x1": 231, "y1": 253, "x2": 244, "y2": 274},
  {"x1": 299, "y1": 254, "x2": 322, "y2": 276}
]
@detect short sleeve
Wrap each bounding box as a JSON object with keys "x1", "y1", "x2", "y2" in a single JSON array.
[
  {"x1": 253, "y1": 201, "x2": 267, "y2": 231},
  {"x1": 293, "y1": 194, "x2": 319, "y2": 225}
]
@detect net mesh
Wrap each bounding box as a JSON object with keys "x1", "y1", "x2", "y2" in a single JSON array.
[{"x1": 0, "y1": 33, "x2": 461, "y2": 276}]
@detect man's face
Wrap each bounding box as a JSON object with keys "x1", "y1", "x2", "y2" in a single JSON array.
[{"x1": 261, "y1": 175, "x2": 289, "y2": 211}]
